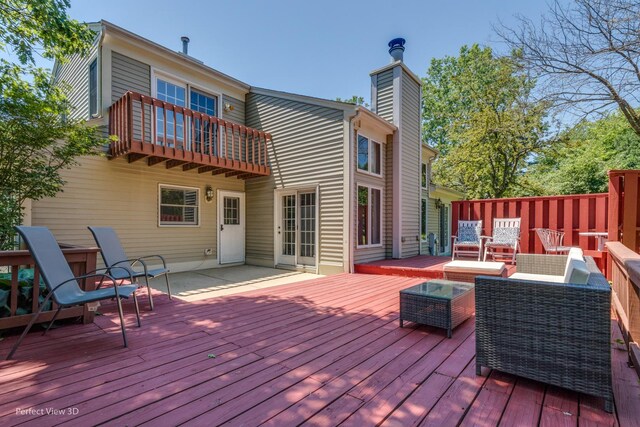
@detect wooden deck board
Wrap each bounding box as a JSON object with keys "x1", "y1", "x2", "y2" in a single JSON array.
[{"x1": 0, "y1": 273, "x2": 637, "y2": 426}]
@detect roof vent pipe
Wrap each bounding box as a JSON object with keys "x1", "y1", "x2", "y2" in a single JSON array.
[
  {"x1": 388, "y1": 38, "x2": 405, "y2": 62},
  {"x1": 181, "y1": 36, "x2": 190, "y2": 55}
]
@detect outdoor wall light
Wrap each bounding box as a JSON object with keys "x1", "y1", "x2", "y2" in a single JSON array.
[
  {"x1": 435, "y1": 198, "x2": 443, "y2": 209},
  {"x1": 205, "y1": 185, "x2": 214, "y2": 202}
]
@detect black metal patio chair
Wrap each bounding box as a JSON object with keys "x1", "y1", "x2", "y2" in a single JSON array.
[
  {"x1": 88, "y1": 226, "x2": 172, "y2": 311},
  {"x1": 6, "y1": 226, "x2": 140, "y2": 360}
]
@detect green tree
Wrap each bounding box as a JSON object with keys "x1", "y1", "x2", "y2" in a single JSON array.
[
  {"x1": 0, "y1": 0, "x2": 105, "y2": 249},
  {"x1": 336, "y1": 95, "x2": 369, "y2": 108},
  {"x1": 524, "y1": 112, "x2": 640, "y2": 195},
  {"x1": 422, "y1": 45, "x2": 550, "y2": 198}
]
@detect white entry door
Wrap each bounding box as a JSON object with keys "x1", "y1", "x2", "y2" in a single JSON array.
[
  {"x1": 276, "y1": 190, "x2": 317, "y2": 267},
  {"x1": 218, "y1": 190, "x2": 245, "y2": 264}
]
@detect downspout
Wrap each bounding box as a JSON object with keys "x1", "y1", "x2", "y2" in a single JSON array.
[{"x1": 346, "y1": 108, "x2": 358, "y2": 273}]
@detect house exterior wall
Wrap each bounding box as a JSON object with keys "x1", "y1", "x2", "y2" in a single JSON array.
[
  {"x1": 111, "y1": 51, "x2": 151, "y2": 101},
  {"x1": 222, "y1": 94, "x2": 245, "y2": 125},
  {"x1": 52, "y1": 34, "x2": 100, "y2": 122},
  {"x1": 31, "y1": 156, "x2": 244, "y2": 272},
  {"x1": 374, "y1": 69, "x2": 394, "y2": 122},
  {"x1": 371, "y1": 63, "x2": 422, "y2": 259},
  {"x1": 353, "y1": 125, "x2": 392, "y2": 264},
  {"x1": 244, "y1": 91, "x2": 347, "y2": 274},
  {"x1": 399, "y1": 70, "x2": 422, "y2": 257}
]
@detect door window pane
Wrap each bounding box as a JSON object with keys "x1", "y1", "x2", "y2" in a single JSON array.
[
  {"x1": 299, "y1": 192, "x2": 316, "y2": 258},
  {"x1": 156, "y1": 79, "x2": 186, "y2": 148},
  {"x1": 223, "y1": 197, "x2": 240, "y2": 225},
  {"x1": 190, "y1": 89, "x2": 217, "y2": 155},
  {"x1": 159, "y1": 186, "x2": 199, "y2": 225},
  {"x1": 282, "y1": 195, "x2": 296, "y2": 256}
]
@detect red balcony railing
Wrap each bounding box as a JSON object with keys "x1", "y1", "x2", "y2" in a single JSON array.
[{"x1": 108, "y1": 91, "x2": 271, "y2": 178}]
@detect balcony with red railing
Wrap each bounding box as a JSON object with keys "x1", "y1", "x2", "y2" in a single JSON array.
[{"x1": 108, "y1": 91, "x2": 271, "y2": 179}]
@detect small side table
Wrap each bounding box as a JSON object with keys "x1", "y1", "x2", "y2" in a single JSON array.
[
  {"x1": 578, "y1": 231, "x2": 608, "y2": 251},
  {"x1": 399, "y1": 280, "x2": 475, "y2": 338}
]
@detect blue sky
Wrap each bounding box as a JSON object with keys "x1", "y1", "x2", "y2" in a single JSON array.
[{"x1": 33, "y1": 0, "x2": 553, "y2": 103}]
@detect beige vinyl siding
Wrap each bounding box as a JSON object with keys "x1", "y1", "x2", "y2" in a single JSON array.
[
  {"x1": 31, "y1": 156, "x2": 243, "y2": 271},
  {"x1": 222, "y1": 95, "x2": 245, "y2": 125},
  {"x1": 111, "y1": 51, "x2": 152, "y2": 143},
  {"x1": 375, "y1": 69, "x2": 394, "y2": 122},
  {"x1": 53, "y1": 37, "x2": 100, "y2": 121},
  {"x1": 384, "y1": 138, "x2": 394, "y2": 258},
  {"x1": 427, "y1": 198, "x2": 440, "y2": 254},
  {"x1": 245, "y1": 92, "x2": 346, "y2": 274},
  {"x1": 111, "y1": 51, "x2": 151, "y2": 101},
  {"x1": 399, "y1": 70, "x2": 422, "y2": 257}
]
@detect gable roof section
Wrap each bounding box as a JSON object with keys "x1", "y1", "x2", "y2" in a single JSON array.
[{"x1": 100, "y1": 20, "x2": 250, "y2": 93}]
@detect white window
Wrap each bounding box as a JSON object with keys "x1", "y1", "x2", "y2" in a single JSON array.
[
  {"x1": 156, "y1": 78, "x2": 186, "y2": 147},
  {"x1": 159, "y1": 185, "x2": 199, "y2": 226},
  {"x1": 357, "y1": 134, "x2": 381, "y2": 175},
  {"x1": 357, "y1": 185, "x2": 382, "y2": 247},
  {"x1": 89, "y1": 58, "x2": 98, "y2": 117},
  {"x1": 421, "y1": 163, "x2": 428, "y2": 189}
]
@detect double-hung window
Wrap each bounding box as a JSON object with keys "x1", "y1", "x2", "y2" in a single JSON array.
[
  {"x1": 357, "y1": 134, "x2": 381, "y2": 175},
  {"x1": 159, "y1": 185, "x2": 199, "y2": 226},
  {"x1": 357, "y1": 185, "x2": 382, "y2": 247}
]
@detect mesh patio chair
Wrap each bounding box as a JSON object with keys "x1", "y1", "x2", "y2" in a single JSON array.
[
  {"x1": 451, "y1": 220, "x2": 483, "y2": 261},
  {"x1": 88, "y1": 226, "x2": 172, "y2": 311},
  {"x1": 536, "y1": 228, "x2": 573, "y2": 254},
  {"x1": 483, "y1": 218, "x2": 521, "y2": 264},
  {"x1": 6, "y1": 226, "x2": 140, "y2": 360}
]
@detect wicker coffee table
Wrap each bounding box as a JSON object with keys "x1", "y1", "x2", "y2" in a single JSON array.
[{"x1": 399, "y1": 280, "x2": 475, "y2": 338}]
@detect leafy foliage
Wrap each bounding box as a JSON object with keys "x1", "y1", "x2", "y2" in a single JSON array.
[
  {"x1": 422, "y1": 45, "x2": 551, "y2": 199},
  {"x1": 524, "y1": 112, "x2": 640, "y2": 195},
  {"x1": 0, "y1": 0, "x2": 107, "y2": 249},
  {"x1": 0, "y1": 0, "x2": 94, "y2": 64},
  {"x1": 336, "y1": 95, "x2": 369, "y2": 108},
  {"x1": 498, "y1": 0, "x2": 640, "y2": 137}
]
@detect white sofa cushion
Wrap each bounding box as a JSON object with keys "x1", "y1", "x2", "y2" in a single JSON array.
[
  {"x1": 443, "y1": 260, "x2": 506, "y2": 275},
  {"x1": 509, "y1": 272, "x2": 565, "y2": 283},
  {"x1": 563, "y1": 247, "x2": 585, "y2": 283},
  {"x1": 566, "y1": 259, "x2": 591, "y2": 284}
]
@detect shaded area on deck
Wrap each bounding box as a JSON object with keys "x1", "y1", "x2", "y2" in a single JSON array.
[
  {"x1": 355, "y1": 255, "x2": 517, "y2": 279},
  {"x1": 0, "y1": 274, "x2": 637, "y2": 426}
]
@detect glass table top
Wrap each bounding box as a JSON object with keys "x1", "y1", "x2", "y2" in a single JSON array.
[{"x1": 400, "y1": 280, "x2": 474, "y2": 300}]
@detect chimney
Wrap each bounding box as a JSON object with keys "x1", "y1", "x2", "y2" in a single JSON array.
[
  {"x1": 388, "y1": 38, "x2": 405, "y2": 62},
  {"x1": 181, "y1": 36, "x2": 190, "y2": 55}
]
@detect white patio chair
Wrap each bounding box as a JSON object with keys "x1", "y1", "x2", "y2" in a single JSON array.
[
  {"x1": 483, "y1": 218, "x2": 521, "y2": 264},
  {"x1": 536, "y1": 228, "x2": 573, "y2": 254},
  {"x1": 451, "y1": 220, "x2": 483, "y2": 261}
]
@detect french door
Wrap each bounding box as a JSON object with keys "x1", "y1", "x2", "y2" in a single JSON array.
[{"x1": 277, "y1": 190, "x2": 317, "y2": 267}]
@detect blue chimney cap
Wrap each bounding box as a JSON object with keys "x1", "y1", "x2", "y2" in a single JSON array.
[{"x1": 388, "y1": 38, "x2": 406, "y2": 50}]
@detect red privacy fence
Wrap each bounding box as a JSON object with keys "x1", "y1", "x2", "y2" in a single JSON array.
[{"x1": 451, "y1": 193, "x2": 609, "y2": 254}]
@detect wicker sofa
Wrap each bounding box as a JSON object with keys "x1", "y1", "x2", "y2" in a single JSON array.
[{"x1": 475, "y1": 253, "x2": 613, "y2": 412}]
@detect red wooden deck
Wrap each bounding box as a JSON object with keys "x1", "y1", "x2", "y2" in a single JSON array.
[
  {"x1": 0, "y1": 274, "x2": 638, "y2": 426},
  {"x1": 355, "y1": 255, "x2": 517, "y2": 279}
]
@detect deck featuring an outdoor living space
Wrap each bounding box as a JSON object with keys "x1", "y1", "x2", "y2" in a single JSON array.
[
  {"x1": 0, "y1": 274, "x2": 638, "y2": 426},
  {"x1": 355, "y1": 255, "x2": 517, "y2": 279}
]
